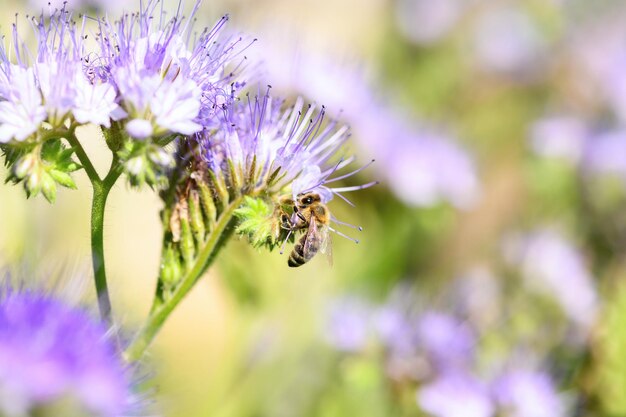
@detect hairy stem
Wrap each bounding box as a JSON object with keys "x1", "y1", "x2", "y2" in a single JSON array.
[
  {"x1": 66, "y1": 132, "x2": 122, "y2": 324},
  {"x1": 124, "y1": 195, "x2": 244, "y2": 362}
]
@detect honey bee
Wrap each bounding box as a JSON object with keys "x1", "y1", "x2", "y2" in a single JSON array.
[{"x1": 287, "y1": 192, "x2": 332, "y2": 267}]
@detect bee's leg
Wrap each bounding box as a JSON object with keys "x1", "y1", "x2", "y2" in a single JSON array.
[
  {"x1": 279, "y1": 229, "x2": 293, "y2": 254},
  {"x1": 296, "y1": 211, "x2": 307, "y2": 223}
]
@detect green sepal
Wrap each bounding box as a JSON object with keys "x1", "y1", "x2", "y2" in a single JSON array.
[
  {"x1": 188, "y1": 190, "x2": 206, "y2": 245},
  {"x1": 179, "y1": 214, "x2": 195, "y2": 269},
  {"x1": 118, "y1": 140, "x2": 173, "y2": 188},
  {"x1": 3, "y1": 137, "x2": 80, "y2": 203},
  {"x1": 234, "y1": 196, "x2": 278, "y2": 250},
  {"x1": 197, "y1": 180, "x2": 217, "y2": 228},
  {"x1": 160, "y1": 245, "x2": 184, "y2": 289},
  {"x1": 40, "y1": 172, "x2": 58, "y2": 203}
]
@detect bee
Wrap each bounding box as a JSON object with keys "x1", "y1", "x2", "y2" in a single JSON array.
[{"x1": 287, "y1": 192, "x2": 332, "y2": 267}]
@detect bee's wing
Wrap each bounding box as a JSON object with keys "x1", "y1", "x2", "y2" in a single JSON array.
[{"x1": 302, "y1": 219, "x2": 319, "y2": 260}]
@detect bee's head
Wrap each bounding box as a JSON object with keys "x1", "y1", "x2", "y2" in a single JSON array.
[{"x1": 298, "y1": 193, "x2": 321, "y2": 207}]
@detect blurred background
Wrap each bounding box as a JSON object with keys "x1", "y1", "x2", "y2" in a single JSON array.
[{"x1": 3, "y1": 0, "x2": 626, "y2": 415}]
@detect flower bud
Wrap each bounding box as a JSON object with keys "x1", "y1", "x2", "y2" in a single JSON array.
[{"x1": 13, "y1": 153, "x2": 39, "y2": 179}]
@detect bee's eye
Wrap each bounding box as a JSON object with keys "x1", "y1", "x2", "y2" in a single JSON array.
[{"x1": 303, "y1": 197, "x2": 313, "y2": 205}]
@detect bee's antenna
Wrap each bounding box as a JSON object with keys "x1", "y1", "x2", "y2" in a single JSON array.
[
  {"x1": 331, "y1": 216, "x2": 363, "y2": 231},
  {"x1": 329, "y1": 226, "x2": 359, "y2": 244}
]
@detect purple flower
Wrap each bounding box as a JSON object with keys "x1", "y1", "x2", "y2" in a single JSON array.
[
  {"x1": 374, "y1": 306, "x2": 417, "y2": 356},
  {"x1": 323, "y1": 297, "x2": 371, "y2": 352},
  {"x1": 97, "y1": 5, "x2": 249, "y2": 139},
  {"x1": 529, "y1": 116, "x2": 589, "y2": 164},
  {"x1": 418, "y1": 371, "x2": 495, "y2": 417},
  {"x1": 569, "y1": 14, "x2": 626, "y2": 121},
  {"x1": 0, "y1": 66, "x2": 46, "y2": 142},
  {"x1": 503, "y1": 229, "x2": 598, "y2": 332},
  {"x1": 493, "y1": 370, "x2": 566, "y2": 417},
  {"x1": 395, "y1": 0, "x2": 465, "y2": 45},
  {"x1": 416, "y1": 312, "x2": 475, "y2": 370},
  {"x1": 0, "y1": 7, "x2": 122, "y2": 141},
  {"x1": 377, "y1": 121, "x2": 479, "y2": 209},
  {"x1": 201, "y1": 91, "x2": 376, "y2": 204},
  {"x1": 581, "y1": 129, "x2": 626, "y2": 183},
  {"x1": 0, "y1": 289, "x2": 130, "y2": 416},
  {"x1": 470, "y1": 5, "x2": 544, "y2": 74},
  {"x1": 251, "y1": 45, "x2": 480, "y2": 209}
]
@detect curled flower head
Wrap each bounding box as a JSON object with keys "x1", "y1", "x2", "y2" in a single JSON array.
[
  {"x1": 0, "y1": 288, "x2": 132, "y2": 417},
  {"x1": 201, "y1": 90, "x2": 377, "y2": 203}
]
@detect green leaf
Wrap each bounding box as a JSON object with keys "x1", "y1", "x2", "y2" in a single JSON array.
[{"x1": 234, "y1": 196, "x2": 278, "y2": 250}]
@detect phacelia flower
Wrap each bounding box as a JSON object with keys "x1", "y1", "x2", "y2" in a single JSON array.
[
  {"x1": 418, "y1": 371, "x2": 494, "y2": 417},
  {"x1": 503, "y1": 229, "x2": 598, "y2": 332},
  {"x1": 529, "y1": 115, "x2": 589, "y2": 164},
  {"x1": 416, "y1": 312, "x2": 475, "y2": 370},
  {"x1": 493, "y1": 370, "x2": 566, "y2": 417},
  {"x1": 96, "y1": 3, "x2": 250, "y2": 139},
  {"x1": 470, "y1": 5, "x2": 545, "y2": 75},
  {"x1": 323, "y1": 297, "x2": 371, "y2": 352},
  {"x1": 395, "y1": 0, "x2": 466, "y2": 45},
  {"x1": 0, "y1": 66, "x2": 46, "y2": 143},
  {"x1": 202, "y1": 91, "x2": 376, "y2": 203},
  {"x1": 0, "y1": 7, "x2": 122, "y2": 141},
  {"x1": 0, "y1": 288, "x2": 131, "y2": 417}
]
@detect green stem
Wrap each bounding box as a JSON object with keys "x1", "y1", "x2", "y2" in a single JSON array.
[
  {"x1": 66, "y1": 132, "x2": 122, "y2": 324},
  {"x1": 124, "y1": 195, "x2": 244, "y2": 362}
]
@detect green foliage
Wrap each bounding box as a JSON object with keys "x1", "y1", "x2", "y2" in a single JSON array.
[
  {"x1": 234, "y1": 196, "x2": 279, "y2": 250},
  {"x1": 3, "y1": 138, "x2": 80, "y2": 203},
  {"x1": 591, "y1": 278, "x2": 626, "y2": 415}
]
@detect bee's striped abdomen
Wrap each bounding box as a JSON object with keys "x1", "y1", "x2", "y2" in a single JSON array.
[
  {"x1": 288, "y1": 236, "x2": 306, "y2": 267},
  {"x1": 288, "y1": 234, "x2": 319, "y2": 267}
]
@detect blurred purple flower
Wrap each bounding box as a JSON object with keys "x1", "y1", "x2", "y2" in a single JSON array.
[
  {"x1": 452, "y1": 267, "x2": 502, "y2": 331},
  {"x1": 323, "y1": 297, "x2": 371, "y2": 352},
  {"x1": 252, "y1": 44, "x2": 480, "y2": 209},
  {"x1": 503, "y1": 229, "x2": 598, "y2": 332},
  {"x1": 416, "y1": 312, "x2": 475, "y2": 370},
  {"x1": 418, "y1": 371, "x2": 494, "y2": 417},
  {"x1": 470, "y1": 6, "x2": 544, "y2": 74},
  {"x1": 530, "y1": 116, "x2": 589, "y2": 164},
  {"x1": 374, "y1": 305, "x2": 417, "y2": 356},
  {"x1": 371, "y1": 118, "x2": 479, "y2": 209},
  {"x1": 569, "y1": 11, "x2": 626, "y2": 121},
  {"x1": 581, "y1": 129, "x2": 626, "y2": 183},
  {"x1": 395, "y1": 0, "x2": 465, "y2": 45},
  {"x1": 493, "y1": 370, "x2": 566, "y2": 417},
  {"x1": 0, "y1": 289, "x2": 130, "y2": 416}
]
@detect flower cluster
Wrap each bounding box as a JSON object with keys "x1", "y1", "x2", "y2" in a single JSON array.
[
  {"x1": 0, "y1": 1, "x2": 251, "y2": 196},
  {"x1": 323, "y1": 289, "x2": 568, "y2": 417}
]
